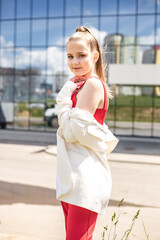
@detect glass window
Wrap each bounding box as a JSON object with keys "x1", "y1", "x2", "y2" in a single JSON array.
[
  {"x1": 83, "y1": 0, "x2": 99, "y2": 16},
  {"x1": 66, "y1": 0, "x2": 81, "y2": 16},
  {"x1": 156, "y1": 15, "x2": 160, "y2": 45},
  {"x1": 119, "y1": 0, "x2": 136, "y2": 14},
  {"x1": 101, "y1": 0, "x2": 117, "y2": 15},
  {"x1": 138, "y1": 0, "x2": 155, "y2": 13},
  {"x1": 109, "y1": 85, "x2": 134, "y2": 135},
  {"x1": 100, "y1": 17, "x2": 117, "y2": 35},
  {"x1": 32, "y1": 19, "x2": 46, "y2": 46},
  {"x1": 48, "y1": 19, "x2": 63, "y2": 46},
  {"x1": 82, "y1": 18, "x2": 98, "y2": 30},
  {"x1": 138, "y1": 16, "x2": 155, "y2": 45},
  {"x1": 154, "y1": 87, "x2": 160, "y2": 136},
  {"x1": 49, "y1": 0, "x2": 63, "y2": 17},
  {"x1": 14, "y1": 74, "x2": 29, "y2": 102},
  {"x1": 1, "y1": 21, "x2": 14, "y2": 45},
  {"x1": 119, "y1": 16, "x2": 135, "y2": 44},
  {"x1": 0, "y1": 48, "x2": 14, "y2": 68},
  {"x1": 158, "y1": 0, "x2": 160, "y2": 12},
  {"x1": 31, "y1": 50, "x2": 44, "y2": 74},
  {"x1": 15, "y1": 47, "x2": 30, "y2": 70},
  {"x1": 1, "y1": 0, "x2": 15, "y2": 19},
  {"x1": 120, "y1": 45, "x2": 137, "y2": 64},
  {"x1": 139, "y1": 46, "x2": 155, "y2": 64},
  {"x1": 31, "y1": 48, "x2": 46, "y2": 74},
  {"x1": 32, "y1": 0, "x2": 47, "y2": 18},
  {"x1": 65, "y1": 18, "x2": 81, "y2": 40},
  {"x1": 47, "y1": 46, "x2": 65, "y2": 75},
  {"x1": 0, "y1": 74, "x2": 14, "y2": 102},
  {"x1": 134, "y1": 87, "x2": 153, "y2": 137},
  {"x1": 16, "y1": 20, "x2": 30, "y2": 46},
  {"x1": 17, "y1": 0, "x2": 30, "y2": 19}
]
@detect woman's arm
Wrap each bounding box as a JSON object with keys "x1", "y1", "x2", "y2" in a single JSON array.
[
  {"x1": 76, "y1": 77, "x2": 104, "y2": 115},
  {"x1": 56, "y1": 80, "x2": 118, "y2": 154}
]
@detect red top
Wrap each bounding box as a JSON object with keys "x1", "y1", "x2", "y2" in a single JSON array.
[{"x1": 71, "y1": 77, "x2": 108, "y2": 125}]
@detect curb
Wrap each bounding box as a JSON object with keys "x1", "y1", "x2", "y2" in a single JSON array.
[{"x1": 45, "y1": 145, "x2": 160, "y2": 165}]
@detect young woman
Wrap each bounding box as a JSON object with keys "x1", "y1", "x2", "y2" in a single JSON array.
[{"x1": 56, "y1": 26, "x2": 118, "y2": 240}]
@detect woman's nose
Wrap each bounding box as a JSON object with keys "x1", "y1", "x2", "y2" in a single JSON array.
[{"x1": 72, "y1": 57, "x2": 79, "y2": 64}]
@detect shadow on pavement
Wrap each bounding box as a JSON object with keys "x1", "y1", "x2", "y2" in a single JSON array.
[
  {"x1": 0, "y1": 180, "x2": 60, "y2": 206},
  {"x1": 0, "y1": 180, "x2": 159, "y2": 209}
]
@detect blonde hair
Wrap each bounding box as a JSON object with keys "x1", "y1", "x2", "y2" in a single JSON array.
[{"x1": 67, "y1": 26, "x2": 112, "y2": 99}]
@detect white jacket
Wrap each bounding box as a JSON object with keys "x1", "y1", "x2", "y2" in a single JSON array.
[{"x1": 56, "y1": 80, "x2": 119, "y2": 215}]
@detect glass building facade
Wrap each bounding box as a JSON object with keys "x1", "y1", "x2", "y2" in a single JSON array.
[{"x1": 0, "y1": 0, "x2": 160, "y2": 137}]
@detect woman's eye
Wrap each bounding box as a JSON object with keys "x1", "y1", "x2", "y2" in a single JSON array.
[
  {"x1": 68, "y1": 55, "x2": 73, "y2": 59},
  {"x1": 79, "y1": 54, "x2": 85, "y2": 57}
]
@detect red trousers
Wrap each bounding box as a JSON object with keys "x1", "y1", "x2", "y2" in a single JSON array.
[{"x1": 61, "y1": 201, "x2": 98, "y2": 240}]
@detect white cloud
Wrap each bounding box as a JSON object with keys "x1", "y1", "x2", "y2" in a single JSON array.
[
  {"x1": 139, "y1": 28, "x2": 160, "y2": 45},
  {"x1": 56, "y1": 26, "x2": 107, "y2": 49},
  {"x1": 0, "y1": 37, "x2": 69, "y2": 75},
  {"x1": 0, "y1": 26, "x2": 159, "y2": 76},
  {"x1": 90, "y1": 27, "x2": 107, "y2": 47},
  {"x1": 157, "y1": 0, "x2": 160, "y2": 6}
]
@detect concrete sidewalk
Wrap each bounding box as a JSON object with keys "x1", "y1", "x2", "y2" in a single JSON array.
[{"x1": 0, "y1": 133, "x2": 160, "y2": 240}]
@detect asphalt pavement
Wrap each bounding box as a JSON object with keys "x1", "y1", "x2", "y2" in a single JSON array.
[{"x1": 0, "y1": 130, "x2": 160, "y2": 240}]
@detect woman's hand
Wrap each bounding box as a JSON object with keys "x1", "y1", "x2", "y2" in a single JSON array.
[{"x1": 69, "y1": 76, "x2": 86, "y2": 87}]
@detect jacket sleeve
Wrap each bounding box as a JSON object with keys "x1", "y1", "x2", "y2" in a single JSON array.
[{"x1": 56, "y1": 80, "x2": 118, "y2": 153}]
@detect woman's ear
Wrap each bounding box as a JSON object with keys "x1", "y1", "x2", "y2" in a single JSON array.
[{"x1": 93, "y1": 51, "x2": 99, "y2": 63}]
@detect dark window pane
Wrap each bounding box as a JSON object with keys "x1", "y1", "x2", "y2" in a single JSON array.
[
  {"x1": 66, "y1": 0, "x2": 81, "y2": 16},
  {"x1": 17, "y1": 0, "x2": 30, "y2": 19},
  {"x1": 16, "y1": 20, "x2": 30, "y2": 46},
  {"x1": 1, "y1": 21, "x2": 14, "y2": 45},
  {"x1": 32, "y1": 0, "x2": 47, "y2": 18},
  {"x1": 138, "y1": 0, "x2": 155, "y2": 13},
  {"x1": 32, "y1": 20, "x2": 46, "y2": 46},
  {"x1": 119, "y1": 16, "x2": 135, "y2": 44},
  {"x1": 48, "y1": 19, "x2": 63, "y2": 46},
  {"x1": 138, "y1": 16, "x2": 155, "y2": 45},
  {"x1": 101, "y1": 0, "x2": 117, "y2": 15},
  {"x1": 49, "y1": 0, "x2": 63, "y2": 17},
  {"x1": 1, "y1": 0, "x2": 15, "y2": 19},
  {"x1": 83, "y1": 0, "x2": 98, "y2": 16},
  {"x1": 119, "y1": 0, "x2": 136, "y2": 14}
]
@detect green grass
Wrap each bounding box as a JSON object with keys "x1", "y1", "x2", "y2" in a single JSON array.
[{"x1": 107, "y1": 95, "x2": 160, "y2": 122}]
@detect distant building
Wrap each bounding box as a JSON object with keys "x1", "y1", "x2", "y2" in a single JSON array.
[
  {"x1": 0, "y1": 67, "x2": 41, "y2": 102},
  {"x1": 103, "y1": 34, "x2": 123, "y2": 65},
  {"x1": 143, "y1": 47, "x2": 155, "y2": 63},
  {"x1": 55, "y1": 71, "x2": 69, "y2": 93},
  {"x1": 120, "y1": 36, "x2": 139, "y2": 64},
  {"x1": 143, "y1": 46, "x2": 160, "y2": 96}
]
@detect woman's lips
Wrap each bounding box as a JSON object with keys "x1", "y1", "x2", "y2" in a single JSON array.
[{"x1": 73, "y1": 67, "x2": 81, "y2": 70}]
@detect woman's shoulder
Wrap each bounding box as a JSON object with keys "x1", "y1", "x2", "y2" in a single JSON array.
[{"x1": 84, "y1": 77, "x2": 104, "y2": 92}]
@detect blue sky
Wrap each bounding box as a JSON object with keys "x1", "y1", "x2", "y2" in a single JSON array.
[{"x1": 0, "y1": 0, "x2": 160, "y2": 76}]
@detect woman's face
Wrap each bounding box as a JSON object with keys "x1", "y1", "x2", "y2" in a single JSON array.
[{"x1": 67, "y1": 39, "x2": 97, "y2": 78}]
